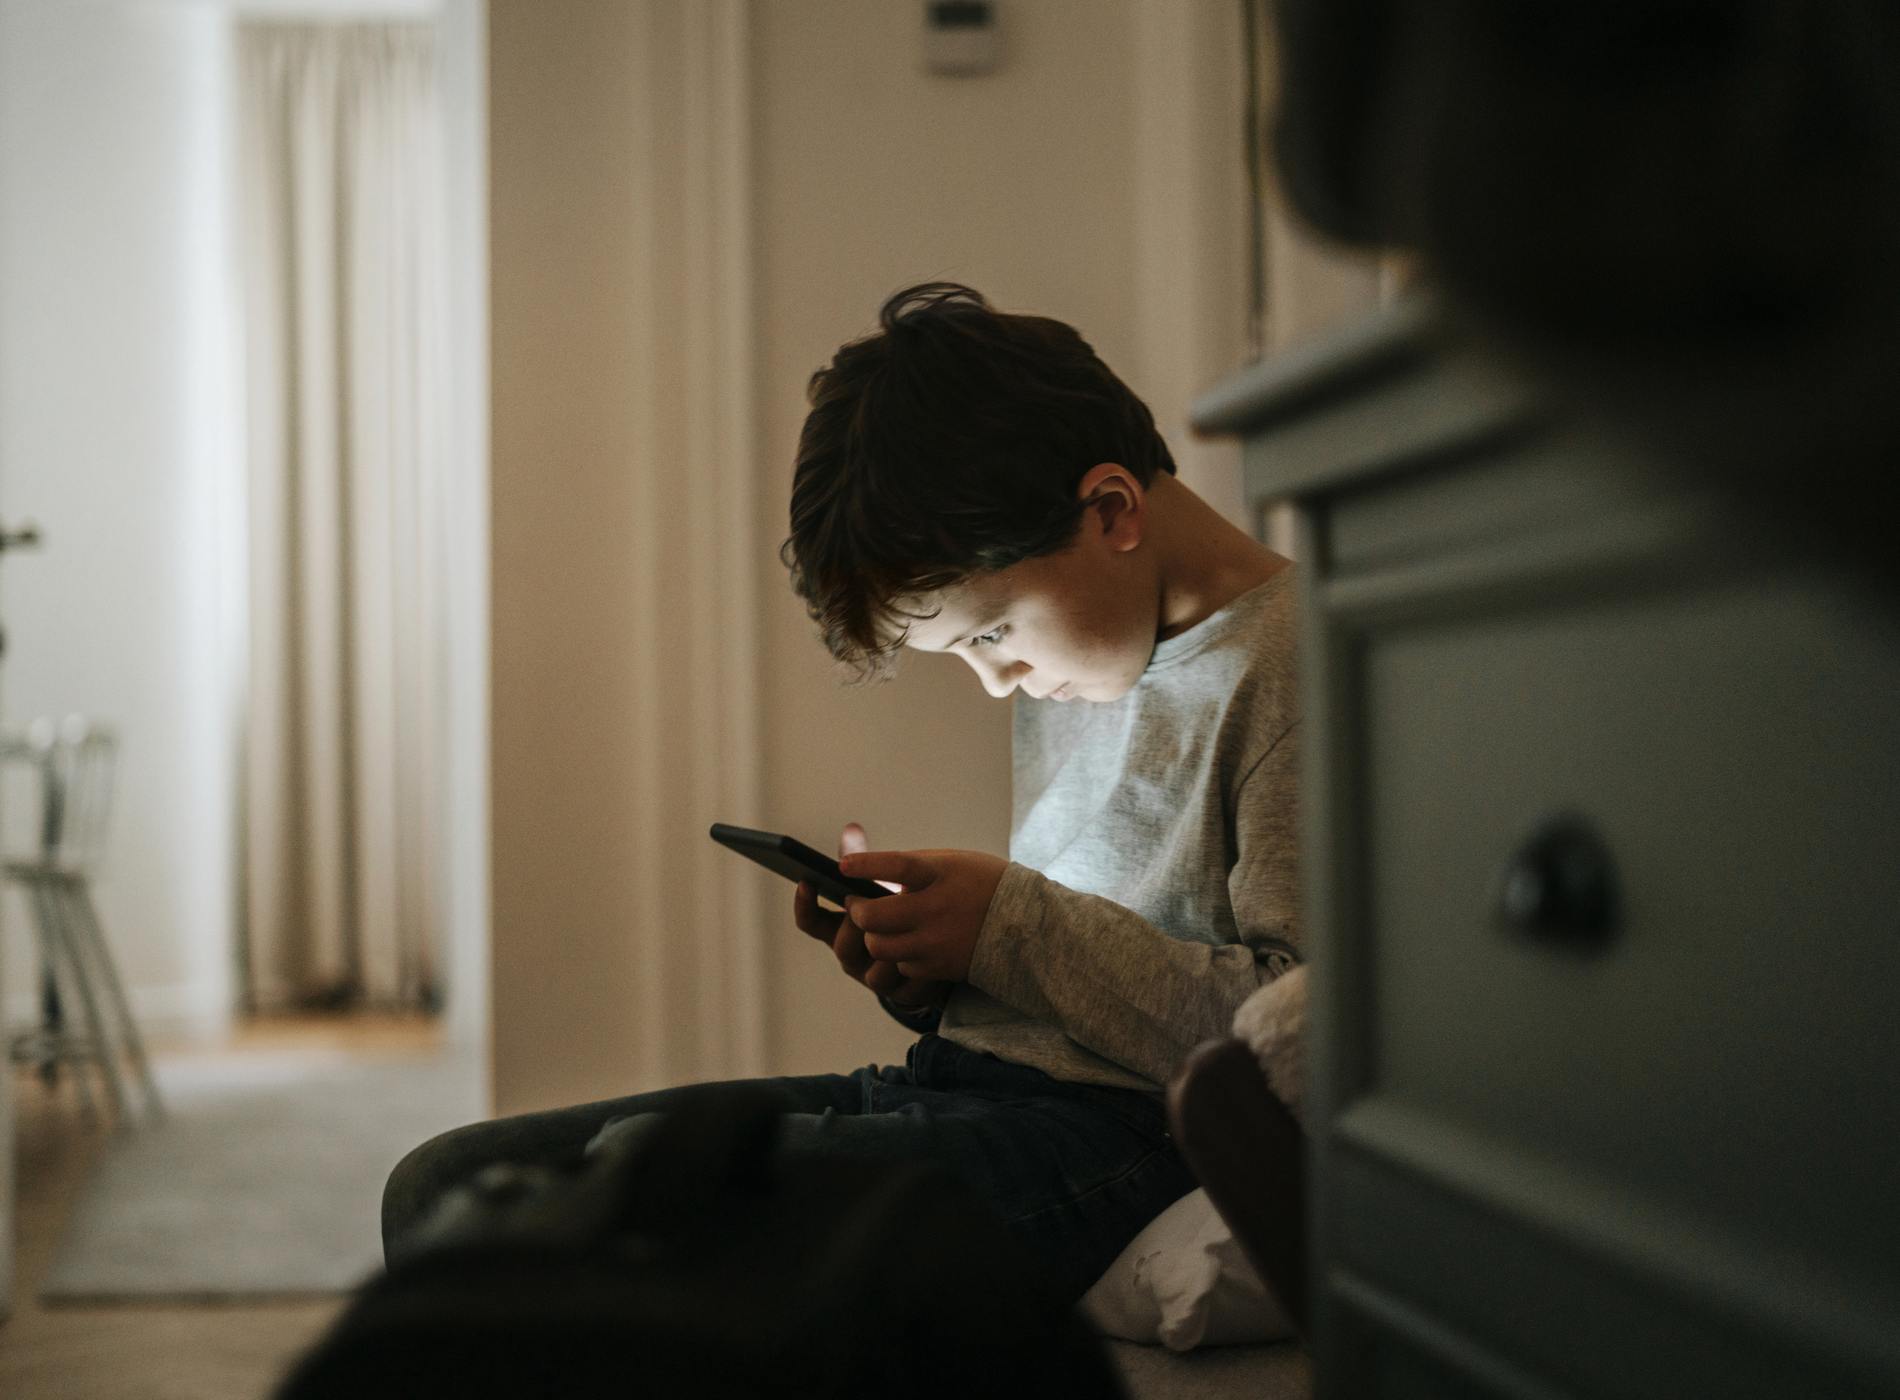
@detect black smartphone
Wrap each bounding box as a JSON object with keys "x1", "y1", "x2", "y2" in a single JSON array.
[{"x1": 709, "y1": 823, "x2": 892, "y2": 907}]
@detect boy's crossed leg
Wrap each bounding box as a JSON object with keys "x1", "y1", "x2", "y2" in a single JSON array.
[{"x1": 383, "y1": 1035, "x2": 1193, "y2": 1303}]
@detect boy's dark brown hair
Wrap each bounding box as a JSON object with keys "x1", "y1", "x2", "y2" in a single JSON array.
[{"x1": 783, "y1": 283, "x2": 1176, "y2": 675}]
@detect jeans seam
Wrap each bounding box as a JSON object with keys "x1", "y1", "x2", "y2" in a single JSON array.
[{"x1": 1000, "y1": 1138, "x2": 1184, "y2": 1229}]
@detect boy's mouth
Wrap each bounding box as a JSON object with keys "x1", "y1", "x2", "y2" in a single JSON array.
[{"x1": 1048, "y1": 683, "x2": 1074, "y2": 702}]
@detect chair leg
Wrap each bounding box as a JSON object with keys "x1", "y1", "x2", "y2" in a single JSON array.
[
  {"x1": 32, "y1": 879, "x2": 128, "y2": 1126},
  {"x1": 65, "y1": 879, "x2": 163, "y2": 1122},
  {"x1": 26, "y1": 881, "x2": 97, "y2": 1121},
  {"x1": 39, "y1": 958, "x2": 62, "y2": 1086}
]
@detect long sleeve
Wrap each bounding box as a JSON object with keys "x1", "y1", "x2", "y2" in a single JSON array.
[
  {"x1": 965, "y1": 726, "x2": 1300, "y2": 1087},
  {"x1": 937, "y1": 569, "x2": 1301, "y2": 1093}
]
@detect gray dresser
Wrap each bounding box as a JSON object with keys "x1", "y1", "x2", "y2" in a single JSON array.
[{"x1": 1195, "y1": 300, "x2": 1900, "y2": 1398}]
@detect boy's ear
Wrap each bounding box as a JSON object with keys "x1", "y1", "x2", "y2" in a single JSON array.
[{"x1": 1076, "y1": 463, "x2": 1144, "y2": 553}]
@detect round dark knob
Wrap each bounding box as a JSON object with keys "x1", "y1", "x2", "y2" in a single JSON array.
[{"x1": 1496, "y1": 814, "x2": 1619, "y2": 946}]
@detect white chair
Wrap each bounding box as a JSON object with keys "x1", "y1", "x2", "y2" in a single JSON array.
[{"x1": 3, "y1": 716, "x2": 162, "y2": 1126}]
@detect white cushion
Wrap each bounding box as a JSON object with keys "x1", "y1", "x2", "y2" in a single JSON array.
[{"x1": 1079, "y1": 1188, "x2": 1293, "y2": 1351}]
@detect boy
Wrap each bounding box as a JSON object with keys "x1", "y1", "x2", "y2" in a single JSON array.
[{"x1": 382, "y1": 283, "x2": 1302, "y2": 1303}]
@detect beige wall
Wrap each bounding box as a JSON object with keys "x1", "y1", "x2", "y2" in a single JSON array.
[
  {"x1": 490, "y1": 1, "x2": 654, "y2": 1110},
  {"x1": 752, "y1": 0, "x2": 1159, "y2": 1075},
  {"x1": 488, "y1": 0, "x2": 1254, "y2": 1108}
]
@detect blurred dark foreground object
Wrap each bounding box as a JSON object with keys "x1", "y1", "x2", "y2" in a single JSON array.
[
  {"x1": 1270, "y1": 0, "x2": 1900, "y2": 594},
  {"x1": 277, "y1": 1085, "x2": 1124, "y2": 1399},
  {"x1": 1273, "y1": 0, "x2": 1900, "y2": 342}
]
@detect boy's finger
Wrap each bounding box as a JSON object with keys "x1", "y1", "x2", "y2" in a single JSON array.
[
  {"x1": 860, "y1": 929, "x2": 905, "y2": 963},
  {"x1": 846, "y1": 890, "x2": 923, "y2": 935},
  {"x1": 831, "y1": 922, "x2": 872, "y2": 977},
  {"x1": 840, "y1": 850, "x2": 936, "y2": 891},
  {"x1": 839, "y1": 822, "x2": 869, "y2": 857},
  {"x1": 862, "y1": 925, "x2": 935, "y2": 965},
  {"x1": 793, "y1": 881, "x2": 840, "y2": 939}
]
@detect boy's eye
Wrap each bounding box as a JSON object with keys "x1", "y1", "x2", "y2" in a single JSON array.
[{"x1": 968, "y1": 625, "x2": 1007, "y2": 648}]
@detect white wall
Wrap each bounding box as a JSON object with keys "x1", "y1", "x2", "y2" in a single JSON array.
[
  {"x1": 0, "y1": 0, "x2": 490, "y2": 1058},
  {"x1": 0, "y1": 0, "x2": 242, "y2": 1043}
]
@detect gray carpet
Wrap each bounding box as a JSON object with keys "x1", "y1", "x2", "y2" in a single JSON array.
[{"x1": 40, "y1": 1049, "x2": 484, "y2": 1302}]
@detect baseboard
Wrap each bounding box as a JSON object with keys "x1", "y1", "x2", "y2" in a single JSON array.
[{"x1": 5, "y1": 978, "x2": 232, "y2": 1048}]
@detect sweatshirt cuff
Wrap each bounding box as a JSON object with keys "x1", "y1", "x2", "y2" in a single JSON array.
[{"x1": 968, "y1": 860, "x2": 1048, "y2": 1004}]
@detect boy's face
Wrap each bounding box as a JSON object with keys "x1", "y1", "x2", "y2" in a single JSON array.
[{"x1": 900, "y1": 478, "x2": 1156, "y2": 704}]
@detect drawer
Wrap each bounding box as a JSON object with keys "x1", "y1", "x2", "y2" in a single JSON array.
[
  {"x1": 1320, "y1": 427, "x2": 1682, "y2": 579},
  {"x1": 1323, "y1": 1111, "x2": 1897, "y2": 1399},
  {"x1": 1345, "y1": 558, "x2": 1900, "y2": 1304},
  {"x1": 1330, "y1": 1281, "x2": 1534, "y2": 1400}
]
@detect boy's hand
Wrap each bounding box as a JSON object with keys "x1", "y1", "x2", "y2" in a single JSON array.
[
  {"x1": 792, "y1": 823, "x2": 950, "y2": 1013},
  {"x1": 840, "y1": 848, "x2": 1008, "y2": 984}
]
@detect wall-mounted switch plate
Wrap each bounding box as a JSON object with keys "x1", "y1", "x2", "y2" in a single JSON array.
[{"x1": 923, "y1": 1, "x2": 1001, "y2": 76}]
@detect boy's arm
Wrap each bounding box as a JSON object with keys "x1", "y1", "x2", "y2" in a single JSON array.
[{"x1": 961, "y1": 728, "x2": 1301, "y2": 1086}]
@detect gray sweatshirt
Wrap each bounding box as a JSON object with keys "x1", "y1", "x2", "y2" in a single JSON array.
[{"x1": 936, "y1": 569, "x2": 1302, "y2": 1093}]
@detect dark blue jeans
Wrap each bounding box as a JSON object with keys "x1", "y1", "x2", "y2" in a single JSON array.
[{"x1": 382, "y1": 1034, "x2": 1194, "y2": 1302}]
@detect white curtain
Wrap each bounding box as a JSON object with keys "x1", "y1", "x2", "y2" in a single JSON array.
[{"x1": 237, "y1": 24, "x2": 446, "y2": 1010}]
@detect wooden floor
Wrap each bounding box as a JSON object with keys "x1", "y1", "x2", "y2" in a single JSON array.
[{"x1": 0, "y1": 1014, "x2": 441, "y2": 1400}]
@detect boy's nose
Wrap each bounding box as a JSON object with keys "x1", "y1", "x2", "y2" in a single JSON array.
[{"x1": 974, "y1": 657, "x2": 1028, "y2": 698}]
